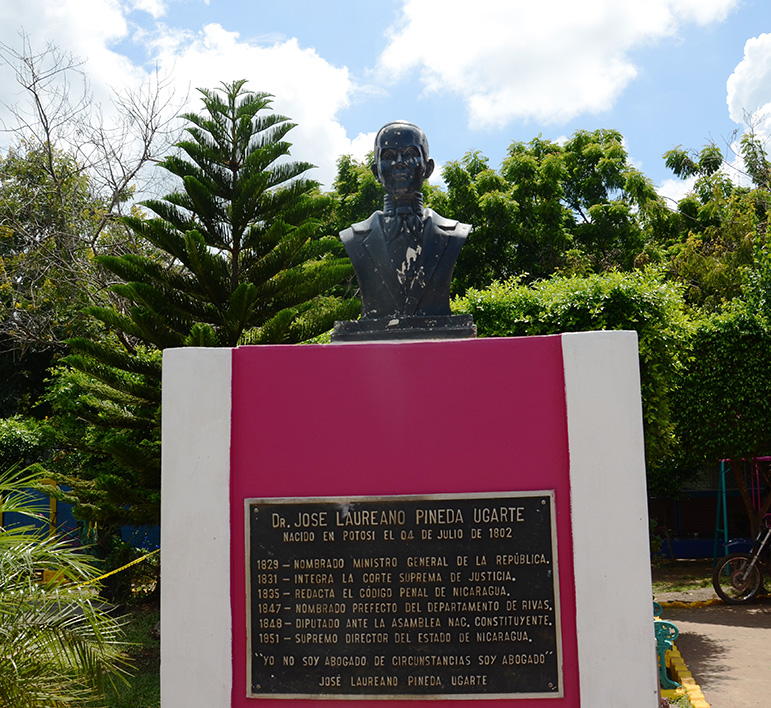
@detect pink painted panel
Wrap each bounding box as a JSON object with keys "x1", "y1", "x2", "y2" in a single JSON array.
[{"x1": 230, "y1": 335, "x2": 578, "y2": 707}]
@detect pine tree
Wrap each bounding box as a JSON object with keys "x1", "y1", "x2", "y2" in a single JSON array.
[
  {"x1": 95, "y1": 78, "x2": 356, "y2": 348},
  {"x1": 49, "y1": 81, "x2": 357, "y2": 530}
]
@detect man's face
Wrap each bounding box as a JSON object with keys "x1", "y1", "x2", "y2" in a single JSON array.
[{"x1": 374, "y1": 125, "x2": 434, "y2": 198}]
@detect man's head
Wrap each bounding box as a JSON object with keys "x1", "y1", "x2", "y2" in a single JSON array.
[{"x1": 371, "y1": 121, "x2": 434, "y2": 198}]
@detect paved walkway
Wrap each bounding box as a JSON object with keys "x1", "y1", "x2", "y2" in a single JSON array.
[{"x1": 656, "y1": 595, "x2": 771, "y2": 708}]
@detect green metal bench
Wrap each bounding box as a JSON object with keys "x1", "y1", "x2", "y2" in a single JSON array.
[{"x1": 654, "y1": 613, "x2": 680, "y2": 690}]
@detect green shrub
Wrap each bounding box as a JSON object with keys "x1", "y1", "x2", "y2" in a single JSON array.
[
  {"x1": 0, "y1": 416, "x2": 45, "y2": 470},
  {"x1": 672, "y1": 305, "x2": 771, "y2": 535}
]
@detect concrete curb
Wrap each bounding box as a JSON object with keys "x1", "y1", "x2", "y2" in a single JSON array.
[
  {"x1": 662, "y1": 643, "x2": 711, "y2": 708},
  {"x1": 657, "y1": 600, "x2": 715, "y2": 707},
  {"x1": 659, "y1": 598, "x2": 723, "y2": 609}
]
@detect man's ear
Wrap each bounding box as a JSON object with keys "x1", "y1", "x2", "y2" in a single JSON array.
[
  {"x1": 424, "y1": 158, "x2": 435, "y2": 180},
  {"x1": 371, "y1": 161, "x2": 380, "y2": 181}
]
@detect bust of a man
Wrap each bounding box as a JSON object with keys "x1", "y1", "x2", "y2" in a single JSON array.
[{"x1": 338, "y1": 121, "x2": 472, "y2": 326}]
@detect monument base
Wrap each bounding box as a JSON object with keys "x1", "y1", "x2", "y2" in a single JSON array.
[
  {"x1": 331, "y1": 313, "x2": 476, "y2": 341},
  {"x1": 162, "y1": 333, "x2": 659, "y2": 708}
]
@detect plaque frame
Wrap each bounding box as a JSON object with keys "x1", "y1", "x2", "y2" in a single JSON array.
[{"x1": 244, "y1": 490, "x2": 563, "y2": 701}]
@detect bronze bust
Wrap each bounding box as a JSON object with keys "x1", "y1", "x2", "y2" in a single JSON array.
[{"x1": 333, "y1": 121, "x2": 475, "y2": 341}]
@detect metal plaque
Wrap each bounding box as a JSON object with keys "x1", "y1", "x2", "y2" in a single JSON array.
[{"x1": 246, "y1": 491, "x2": 562, "y2": 699}]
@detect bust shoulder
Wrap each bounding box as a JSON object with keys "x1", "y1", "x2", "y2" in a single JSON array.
[
  {"x1": 424, "y1": 208, "x2": 472, "y2": 239},
  {"x1": 340, "y1": 212, "x2": 383, "y2": 246}
]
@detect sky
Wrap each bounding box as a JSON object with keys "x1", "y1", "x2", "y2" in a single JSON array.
[{"x1": 0, "y1": 0, "x2": 770, "y2": 205}]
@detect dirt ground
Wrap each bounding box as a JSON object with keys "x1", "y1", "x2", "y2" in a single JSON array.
[
  {"x1": 652, "y1": 559, "x2": 718, "y2": 603},
  {"x1": 652, "y1": 560, "x2": 771, "y2": 708}
]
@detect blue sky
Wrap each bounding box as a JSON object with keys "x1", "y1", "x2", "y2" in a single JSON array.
[{"x1": 1, "y1": 0, "x2": 770, "y2": 203}]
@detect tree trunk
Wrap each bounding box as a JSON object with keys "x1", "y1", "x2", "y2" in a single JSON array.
[
  {"x1": 731, "y1": 457, "x2": 771, "y2": 540},
  {"x1": 731, "y1": 457, "x2": 757, "y2": 539}
]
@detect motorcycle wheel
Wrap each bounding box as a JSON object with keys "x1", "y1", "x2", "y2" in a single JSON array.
[{"x1": 712, "y1": 552, "x2": 763, "y2": 604}]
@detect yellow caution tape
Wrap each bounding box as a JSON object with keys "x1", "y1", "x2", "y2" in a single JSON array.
[{"x1": 77, "y1": 548, "x2": 160, "y2": 588}]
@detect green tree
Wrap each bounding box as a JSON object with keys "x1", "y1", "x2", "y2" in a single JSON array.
[
  {"x1": 659, "y1": 127, "x2": 771, "y2": 534},
  {"x1": 433, "y1": 149, "x2": 534, "y2": 294},
  {"x1": 0, "y1": 38, "x2": 176, "y2": 427},
  {"x1": 0, "y1": 38, "x2": 176, "y2": 358},
  {"x1": 49, "y1": 80, "x2": 357, "y2": 531},
  {"x1": 0, "y1": 469, "x2": 128, "y2": 707},
  {"x1": 323, "y1": 153, "x2": 384, "y2": 237},
  {"x1": 0, "y1": 144, "x2": 95, "y2": 352},
  {"x1": 43, "y1": 347, "x2": 162, "y2": 530},
  {"x1": 454, "y1": 270, "x2": 689, "y2": 492},
  {"x1": 560, "y1": 129, "x2": 666, "y2": 271},
  {"x1": 435, "y1": 130, "x2": 668, "y2": 294},
  {"x1": 663, "y1": 130, "x2": 770, "y2": 311},
  {"x1": 0, "y1": 144, "x2": 116, "y2": 422}
]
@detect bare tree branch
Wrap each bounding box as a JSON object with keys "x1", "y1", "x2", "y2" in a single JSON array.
[{"x1": 0, "y1": 34, "x2": 183, "y2": 354}]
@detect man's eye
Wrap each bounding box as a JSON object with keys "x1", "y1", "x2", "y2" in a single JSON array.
[
  {"x1": 404, "y1": 147, "x2": 419, "y2": 157},
  {"x1": 381, "y1": 150, "x2": 396, "y2": 160}
]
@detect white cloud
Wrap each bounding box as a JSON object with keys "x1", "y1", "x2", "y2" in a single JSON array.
[
  {"x1": 673, "y1": 0, "x2": 738, "y2": 24},
  {"x1": 0, "y1": 0, "x2": 141, "y2": 93},
  {"x1": 0, "y1": 0, "x2": 146, "y2": 140},
  {"x1": 378, "y1": 0, "x2": 739, "y2": 129},
  {"x1": 140, "y1": 23, "x2": 361, "y2": 187},
  {"x1": 726, "y1": 33, "x2": 771, "y2": 134},
  {"x1": 349, "y1": 131, "x2": 377, "y2": 162},
  {"x1": 722, "y1": 33, "x2": 771, "y2": 190},
  {"x1": 0, "y1": 2, "x2": 368, "y2": 189},
  {"x1": 129, "y1": 0, "x2": 167, "y2": 19},
  {"x1": 657, "y1": 176, "x2": 696, "y2": 206}
]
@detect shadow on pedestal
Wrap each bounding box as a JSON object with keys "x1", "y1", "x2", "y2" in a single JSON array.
[{"x1": 331, "y1": 314, "x2": 476, "y2": 342}]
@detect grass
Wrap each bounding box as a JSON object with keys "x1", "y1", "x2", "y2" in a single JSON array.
[
  {"x1": 651, "y1": 559, "x2": 714, "y2": 594},
  {"x1": 89, "y1": 603, "x2": 160, "y2": 708}
]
